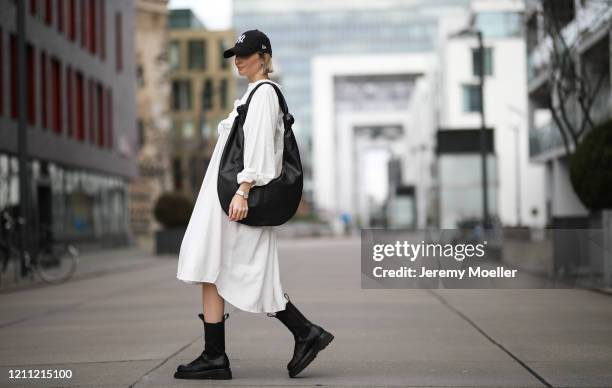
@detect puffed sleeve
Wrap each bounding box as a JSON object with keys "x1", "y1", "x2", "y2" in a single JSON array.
[{"x1": 236, "y1": 84, "x2": 280, "y2": 186}]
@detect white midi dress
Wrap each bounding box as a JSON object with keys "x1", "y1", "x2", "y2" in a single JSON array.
[{"x1": 176, "y1": 79, "x2": 288, "y2": 314}]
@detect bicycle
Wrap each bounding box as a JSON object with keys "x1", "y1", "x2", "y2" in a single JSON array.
[{"x1": 0, "y1": 211, "x2": 79, "y2": 284}]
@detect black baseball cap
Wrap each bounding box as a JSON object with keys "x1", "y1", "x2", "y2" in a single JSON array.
[{"x1": 223, "y1": 29, "x2": 272, "y2": 58}]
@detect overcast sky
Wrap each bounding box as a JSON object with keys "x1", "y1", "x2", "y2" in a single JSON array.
[{"x1": 168, "y1": 0, "x2": 233, "y2": 30}]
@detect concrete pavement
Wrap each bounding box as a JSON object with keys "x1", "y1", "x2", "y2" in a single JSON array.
[{"x1": 0, "y1": 236, "x2": 611, "y2": 387}]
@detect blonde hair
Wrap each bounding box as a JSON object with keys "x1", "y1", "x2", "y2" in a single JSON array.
[{"x1": 259, "y1": 52, "x2": 274, "y2": 75}]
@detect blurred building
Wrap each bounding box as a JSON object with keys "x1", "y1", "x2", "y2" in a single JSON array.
[
  {"x1": 234, "y1": 0, "x2": 472, "y2": 230},
  {"x1": 168, "y1": 9, "x2": 235, "y2": 200},
  {"x1": 131, "y1": 0, "x2": 173, "y2": 249},
  {"x1": 0, "y1": 1, "x2": 137, "y2": 246},
  {"x1": 525, "y1": 0, "x2": 612, "y2": 227},
  {"x1": 437, "y1": 0, "x2": 546, "y2": 228}
]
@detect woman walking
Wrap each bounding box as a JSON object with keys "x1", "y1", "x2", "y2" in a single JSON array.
[{"x1": 174, "y1": 29, "x2": 334, "y2": 380}]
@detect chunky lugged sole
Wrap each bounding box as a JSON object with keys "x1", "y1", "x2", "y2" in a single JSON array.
[
  {"x1": 173, "y1": 367, "x2": 232, "y2": 380},
  {"x1": 289, "y1": 330, "x2": 334, "y2": 378}
]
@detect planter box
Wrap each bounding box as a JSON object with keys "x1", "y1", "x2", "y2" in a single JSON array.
[
  {"x1": 155, "y1": 227, "x2": 186, "y2": 255},
  {"x1": 549, "y1": 211, "x2": 612, "y2": 287},
  {"x1": 589, "y1": 209, "x2": 612, "y2": 288}
]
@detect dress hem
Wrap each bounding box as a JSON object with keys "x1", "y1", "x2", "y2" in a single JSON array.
[{"x1": 176, "y1": 274, "x2": 287, "y2": 314}]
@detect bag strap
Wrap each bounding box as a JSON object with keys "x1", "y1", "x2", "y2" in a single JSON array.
[{"x1": 243, "y1": 81, "x2": 290, "y2": 120}]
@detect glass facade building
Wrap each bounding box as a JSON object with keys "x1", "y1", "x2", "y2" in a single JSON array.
[
  {"x1": 474, "y1": 11, "x2": 524, "y2": 38},
  {"x1": 233, "y1": 0, "x2": 472, "y2": 204}
]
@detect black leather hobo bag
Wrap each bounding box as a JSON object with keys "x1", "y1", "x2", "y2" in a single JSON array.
[{"x1": 217, "y1": 81, "x2": 303, "y2": 226}]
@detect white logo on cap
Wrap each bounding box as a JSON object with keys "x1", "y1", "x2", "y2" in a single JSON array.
[
  {"x1": 262, "y1": 44, "x2": 267, "y2": 49},
  {"x1": 237, "y1": 34, "x2": 245, "y2": 44}
]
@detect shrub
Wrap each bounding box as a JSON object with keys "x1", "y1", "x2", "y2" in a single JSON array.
[
  {"x1": 569, "y1": 119, "x2": 612, "y2": 211},
  {"x1": 153, "y1": 192, "x2": 194, "y2": 228}
]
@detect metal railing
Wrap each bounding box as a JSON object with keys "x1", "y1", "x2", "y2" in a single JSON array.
[{"x1": 529, "y1": 121, "x2": 564, "y2": 157}]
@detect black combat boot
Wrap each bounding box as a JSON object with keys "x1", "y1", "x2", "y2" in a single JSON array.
[
  {"x1": 267, "y1": 293, "x2": 334, "y2": 377},
  {"x1": 174, "y1": 312, "x2": 232, "y2": 380}
]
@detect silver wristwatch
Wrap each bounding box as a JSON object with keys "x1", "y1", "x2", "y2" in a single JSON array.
[{"x1": 235, "y1": 189, "x2": 249, "y2": 199}]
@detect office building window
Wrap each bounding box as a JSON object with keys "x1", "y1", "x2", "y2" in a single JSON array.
[
  {"x1": 173, "y1": 158, "x2": 183, "y2": 189},
  {"x1": 68, "y1": 0, "x2": 76, "y2": 40},
  {"x1": 76, "y1": 71, "x2": 84, "y2": 140},
  {"x1": 182, "y1": 119, "x2": 194, "y2": 139},
  {"x1": 97, "y1": 83, "x2": 104, "y2": 147},
  {"x1": 475, "y1": 12, "x2": 523, "y2": 38},
  {"x1": 57, "y1": 0, "x2": 64, "y2": 34},
  {"x1": 169, "y1": 40, "x2": 180, "y2": 70},
  {"x1": 44, "y1": 0, "x2": 52, "y2": 25},
  {"x1": 219, "y1": 78, "x2": 228, "y2": 109},
  {"x1": 202, "y1": 78, "x2": 213, "y2": 110},
  {"x1": 88, "y1": 78, "x2": 95, "y2": 143},
  {"x1": 80, "y1": 0, "x2": 87, "y2": 48},
  {"x1": 188, "y1": 40, "x2": 206, "y2": 70},
  {"x1": 66, "y1": 66, "x2": 73, "y2": 137},
  {"x1": 41, "y1": 50, "x2": 48, "y2": 128},
  {"x1": 51, "y1": 57, "x2": 61, "y2": 134},
  {"x1": 88, "y1": 0, "x2": 96, "y2": 54},
  {"x1": 189, "y1": 156, "x2": 199, "y2": 191},
  {"x1": 115, "y1": 12, "x2": 122, "y2": 71},
  {"x1": 0, "y1": 28, "x2": 3, "y2": 116},
  {"x1": 100, "y1": 0, "x2": 106, "y2": 60},
  {"x1": 107, "y1": 88, "x2": 113, "y2": 148},
  {"x1": 9, "y1": 34, "x2": 16, "y2": 120},
  {"x1": 172, "y1": 79, "x2": 192, "y2": 111},
  {"x1": 462, "y1": 84, "x2": 481, "y2": 113},
  {"x1": 199, "y1": 116, "x2": 211, "y2": 140},
  {"x1": 219, "y1": 39, "x2": 228, "y2": 69},
  {"x1": 27, "y1": 44, "x2": 36, "y2": 127},
  {"x1": 472, "y1": 47, "x2": 493, "y2": 76}
]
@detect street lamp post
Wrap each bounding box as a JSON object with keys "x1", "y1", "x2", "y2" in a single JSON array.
[
  {"x1": 476, "y1": 30, "x2": 490, "y2": 228},
  {"x1": 16, "y1": 0, "x2": 31, "y2": 275},
  {"x1": 450, "y1": 27, "x2": 490, "y2": 228}
]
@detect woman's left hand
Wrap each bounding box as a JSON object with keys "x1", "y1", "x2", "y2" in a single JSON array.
[{"x1": 229, "y1": 195, "x2": 249, "y2": 221}]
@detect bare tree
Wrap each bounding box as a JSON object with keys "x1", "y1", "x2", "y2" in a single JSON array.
[{"x1": 540, "y1": 0, "x2": 611, "y2": 158}]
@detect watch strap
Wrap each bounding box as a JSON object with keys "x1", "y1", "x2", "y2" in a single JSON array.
[{"x1": 235, "y1": 189, "x2": 248, "y2": 199}]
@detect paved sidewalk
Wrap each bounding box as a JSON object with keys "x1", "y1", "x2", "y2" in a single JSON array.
[
  {"x1": 0, "y1": 236, "x2": 611, "y2": 387},
  {"x1": 0, "y1": 244, "x2": 169, "y2": 293}
]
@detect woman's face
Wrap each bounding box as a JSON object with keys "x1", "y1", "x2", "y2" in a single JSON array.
[{"x1": 234, "y1": 52, "x2": 262, "y2": 79}]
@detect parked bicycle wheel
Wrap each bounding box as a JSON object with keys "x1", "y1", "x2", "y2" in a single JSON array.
[{"x1": 35, "y1": 243, "x2": 79, "y2": 284}]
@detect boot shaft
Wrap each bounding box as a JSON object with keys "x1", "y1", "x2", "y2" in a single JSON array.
[
  {"x1": 198, "y1": 313, "x2": 229, "y2": 358},
  {"x1": 273, "y1": 300, "x2": 312, "y2": 339}
]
